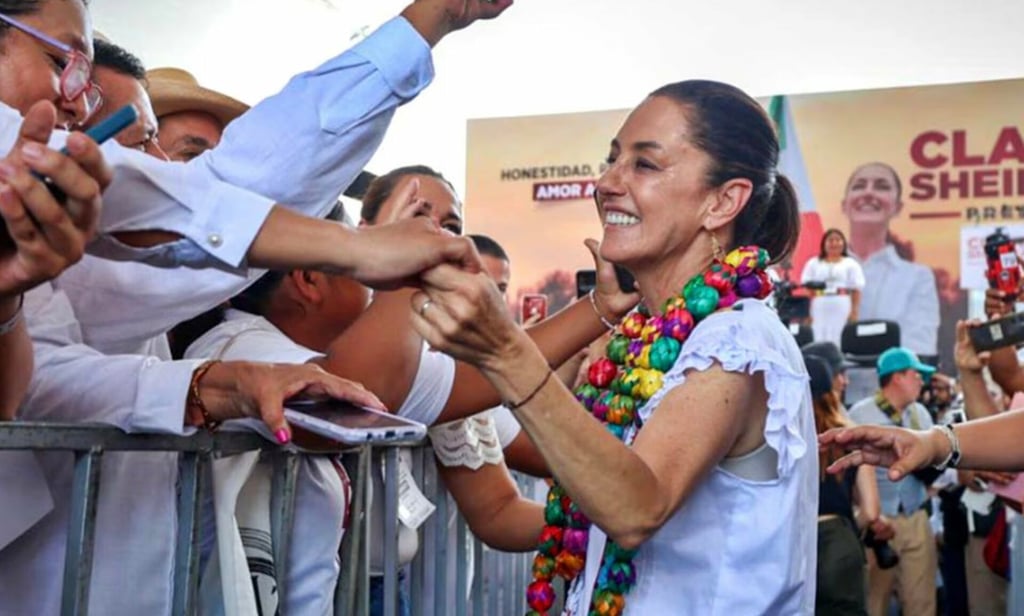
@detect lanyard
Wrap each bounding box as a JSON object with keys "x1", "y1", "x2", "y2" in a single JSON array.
[{"x1": 874, "y1": 391, "x2": 919, "y2": 429}]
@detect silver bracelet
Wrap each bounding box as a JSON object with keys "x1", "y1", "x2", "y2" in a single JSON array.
[
  {"x1": 0, "y1": 294, "x2": 23, "y2": 336},
  {"x1": 932, "y1": 424, "x2": 962, "y2": 471},
  {"x1": 587, "y1": 289, "x2": 617, "y2": 330}
]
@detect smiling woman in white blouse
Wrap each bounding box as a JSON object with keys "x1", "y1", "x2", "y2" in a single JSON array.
[{"x1": 801, "y1": 228, "x2": 866, "y2": 346}]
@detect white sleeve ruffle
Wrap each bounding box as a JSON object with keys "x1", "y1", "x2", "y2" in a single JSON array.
[
  {"x1": 641, "y1": 301, "x2": 810, "y2": 478},
  {"x1": 428, "y1": 413, "x2": 504, "y2": 470}
]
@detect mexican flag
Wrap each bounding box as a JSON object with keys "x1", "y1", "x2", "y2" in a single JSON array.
[{"x1": 769, "y1": 95, "x2": 823, "y2": 283}]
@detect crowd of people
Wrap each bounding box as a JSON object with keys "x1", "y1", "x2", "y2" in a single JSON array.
[{"x1": 2, "y1": 0, "x2": 1023, "y2": 615}]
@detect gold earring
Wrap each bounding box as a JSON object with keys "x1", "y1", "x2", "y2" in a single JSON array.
[{"x1": 710, "y1": 233, "x2": 724, "y2": 261}]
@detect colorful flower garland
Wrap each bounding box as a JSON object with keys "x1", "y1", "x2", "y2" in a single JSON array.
[{"x1": 525, "y1": 246, "x2": 774, "y2": 616}]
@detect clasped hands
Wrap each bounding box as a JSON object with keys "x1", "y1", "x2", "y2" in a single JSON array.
[{"x1": 408, "y1": 238, "x2": 640, "y2": 369}]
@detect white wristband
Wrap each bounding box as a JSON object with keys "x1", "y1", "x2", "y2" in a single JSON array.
[{"x1": 0, "y1": 295, "x2": 23, "y2": 336}]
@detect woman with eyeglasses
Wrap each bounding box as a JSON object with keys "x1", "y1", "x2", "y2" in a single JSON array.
[
  {"x1": 0, "y1": 0, "x2": 108, "y2": 420},
  {"x1": 0, "y1": 1, "x2": 524, "y2": 614}
]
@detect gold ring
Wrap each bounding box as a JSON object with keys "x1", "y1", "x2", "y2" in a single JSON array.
[{"x1": 419, "y1": 299, "x2": 433, "y2": 316}]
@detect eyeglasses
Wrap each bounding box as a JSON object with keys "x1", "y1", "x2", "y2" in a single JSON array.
[{"x1": 0, "y1": 12, "x2": 103, "y2": 123}]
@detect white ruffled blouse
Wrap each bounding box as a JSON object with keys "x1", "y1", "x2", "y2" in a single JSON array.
[{"x1": 565, "y1": 299, "x2": 819, "y2": 615}]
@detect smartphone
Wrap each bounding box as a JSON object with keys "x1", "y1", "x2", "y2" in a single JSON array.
[
  {"x1": 575, "y1": 265, "x2": 637, "y2": 299},
  {"x1": 284, "y1": 397, "x2": 427, "y2": 445},
  {"x1": 575, "y1": 270, "x2": 597, "y2": 299},
  {"x1": 1, "y1": 105, "x2": 139, "y2": 250},
  {"x1": 967, "y1": 312, "x2": 1024, "y2": 352},
  {"x1": 521, "y1": 293, "x2": 548, "y2": 323}
]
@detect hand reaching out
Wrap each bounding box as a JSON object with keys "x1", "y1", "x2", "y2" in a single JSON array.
[
  {"x1": 818, "y1": 424, "x2": 948, "y2": 481},
  {"x1": 401, "y1": 0, "x2": 514, "y2": 47}
]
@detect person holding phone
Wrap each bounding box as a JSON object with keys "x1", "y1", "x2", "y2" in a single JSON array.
[
  {"x1": 0, "y1": 101, "x2": 107, "y2": 420},
  {"x1": 0, "y1": 5, "x2": 510, "y2": 614},
  {"x1": 408, "y1": 80, "x2": 817, "y2": 614}
]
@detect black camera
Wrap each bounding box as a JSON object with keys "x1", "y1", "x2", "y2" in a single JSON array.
[{"x1": 864, "y1": 528, "x2": 900, "y2": 570}]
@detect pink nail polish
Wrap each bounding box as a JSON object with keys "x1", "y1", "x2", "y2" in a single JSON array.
[{"x1": 275, "y1": 429, "x2": 291, "y2": 444}]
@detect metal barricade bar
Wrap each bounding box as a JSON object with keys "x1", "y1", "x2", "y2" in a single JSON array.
[
  {"x1": 2, "y1": 421, "x2": 542, "y2": 616},
  {"x1": 61, "y1": 448, "x2": 102, "y2": 616},
  {"x1": 382, "y1": 447, "x2": 401, "y2": 616},
  {"x1": 172, "y1": 451, "x2": 207, "y2": 616},
  {"x1": 270, "y1": 450, "x2": 301, "y2": 609}
]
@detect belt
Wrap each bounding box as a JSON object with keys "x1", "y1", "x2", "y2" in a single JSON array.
[
  {"x1": 817, "y1": 288, "x2": 851, "y2": 296},
  {"x1": 818, "y1": 513, "x2": 841, "y2": 522}
]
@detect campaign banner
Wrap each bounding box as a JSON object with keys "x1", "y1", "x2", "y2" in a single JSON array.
[{"x1": 465, "y1": 77, "x2": 1024, "y2": 372}]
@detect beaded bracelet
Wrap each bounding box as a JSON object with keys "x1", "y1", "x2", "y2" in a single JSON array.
[
  {"x1": 0, "y1": 294, "x2": 24, "y2": 336},
  {"x1": 587, "y1": 289, "x2": 618, "y2": 330},
  {"x1": 505, "y1": 369, "x2": 554, "y2": 411},
  {"x1": 186, "y1": 360, "x2": 222, "y2": 431}
]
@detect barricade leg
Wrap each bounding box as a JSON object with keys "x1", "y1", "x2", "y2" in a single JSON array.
[
  {"x1": 172, "y1": 451, "x2": 208, "y2": 616},
  {"x1": 382, "y1": 447, "x2": 400, "y2": 616},
  {"x1": 337, "y1": 446, "x2": 371, "y2": 615},
  {"x1": 271, "y1": 451, "x2": 300, "y2": 612},
  {"x1": 62, "y1": 448, "x2": 103, "y2": 616}
]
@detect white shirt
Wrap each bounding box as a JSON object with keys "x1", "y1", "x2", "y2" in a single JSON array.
[
  {"x1": 854, "y1": 245, "x2": 940, "y2": 356},
  {"x1": 565, "y1": 300, "x2": 818, "y2": 615},
  {"x1": 2, "y1": 17, "x2": 434, "y2": 616},
  {"x1": 187, "y1": 310, "x2": 456, "y2": 579},
  {"x1": 800, "y1": 256, "x2": 866, "y2": 294}
]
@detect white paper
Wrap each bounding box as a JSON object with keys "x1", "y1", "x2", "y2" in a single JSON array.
[{"x1": 395, "y1": 455, "x2": 435, "y2": 530}]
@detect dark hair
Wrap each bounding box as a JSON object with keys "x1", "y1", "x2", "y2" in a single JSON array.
[
  {"x1": 360, "y1": 165, "x2": 455, "y2": 224},
  {"x1": 879, "y1": 372, "x2": 896, "y2": 388},
  {"x1": 818, "y1": 228, "x2": 849, "y2": 259},
  {"x1": 93, "y1": 38, "x2": 147, "y2": 82},
  {"x1": 648, "y1": 80, "x2": 799, "y2": 264},
  {"x1": 468, "y1": 234, "x2": 509, "y2": 262},
  {"x1": 0, "y1": 1, "x2": 89, "y2": 41}
]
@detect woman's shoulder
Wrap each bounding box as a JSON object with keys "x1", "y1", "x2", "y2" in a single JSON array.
[{"x1": 671, "y1": 300, "x2": 805, "y2": 384}]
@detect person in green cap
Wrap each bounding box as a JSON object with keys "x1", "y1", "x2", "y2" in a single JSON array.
[{"x1": 847, "y1": 346, "x2": 937, "y2": 616}]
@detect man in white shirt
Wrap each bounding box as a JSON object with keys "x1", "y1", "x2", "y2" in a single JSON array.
[{"x1": 1, "y1": 3, "x2": 513, "y2": 614}]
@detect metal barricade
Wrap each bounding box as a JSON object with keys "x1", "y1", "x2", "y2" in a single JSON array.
[
  {"x1": 0, "y1": 422, "x2": 356, "y2": 616},
  {"x1": 0, "y1": 425, "x2": 537, "y2": 616},
  {"x1": 367, "y1": 441, "x2": 540, "y2": 616}
]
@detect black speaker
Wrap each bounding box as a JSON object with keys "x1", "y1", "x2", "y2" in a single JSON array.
[{"x1": 840, "y1": 320, "x2": 900, "y2": 365}]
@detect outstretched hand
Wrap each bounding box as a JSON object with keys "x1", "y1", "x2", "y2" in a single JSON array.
[
  {"x1": 819, "y1": 424, "x2": 945, "y2": 481},
  {"x1": 402, "y1": 0, "x2": 514, "y2": 47},
  {"x1": 409, "y1": 263, "x2": 524, "y2": 369},
  {"x1": 348, "y1": 217, "x2": 482, "y2": 290}
]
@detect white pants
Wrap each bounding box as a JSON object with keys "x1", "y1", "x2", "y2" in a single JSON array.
[{"x1": 810, "y1": 294, "x2": 852, "y2": 347}]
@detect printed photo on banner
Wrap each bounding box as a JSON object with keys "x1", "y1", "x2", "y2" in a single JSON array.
[{"x1": 465, "y1": 78, "x2": 1024, "y2": 372}]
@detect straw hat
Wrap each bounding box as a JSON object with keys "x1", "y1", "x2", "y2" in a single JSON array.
[{"x1": 146, "y1": 67, "x2": 249, "y2": 127}]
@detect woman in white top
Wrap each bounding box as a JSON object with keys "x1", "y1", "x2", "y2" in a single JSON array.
[
  {"x1": 801, "y1": 228, "x2": 866, "y2": 346},
  {"x1": 410, "y1": 80, "x2": 818, "y2": 614}
]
